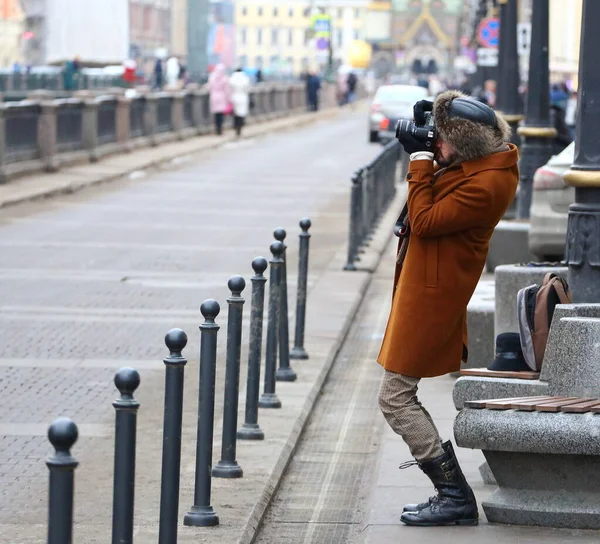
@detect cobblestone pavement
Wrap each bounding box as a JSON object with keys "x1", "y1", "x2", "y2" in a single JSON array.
[{"x1": 0, "y1": 108, "x2": 379, "y2": 540}]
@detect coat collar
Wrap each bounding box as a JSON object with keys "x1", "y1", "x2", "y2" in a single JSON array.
[{"x1": 459, "y1": 143, "x2": 519, "y2": 177}]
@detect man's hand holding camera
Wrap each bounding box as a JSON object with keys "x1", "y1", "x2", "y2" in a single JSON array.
[{"x1": 395, "y1": 99, "x2": 437, "y2": 155}]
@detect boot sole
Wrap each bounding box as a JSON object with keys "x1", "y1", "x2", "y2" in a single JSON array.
[{"x1": 401, "y1": 518, "x2": 479, "y2": 527}]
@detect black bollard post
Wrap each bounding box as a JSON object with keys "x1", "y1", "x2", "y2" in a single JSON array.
[
  {"x1": 274, "y1": 228, "x2": 296, "y2": 382},
  {"x1": 184, "y1": 300, "x2": 221, "y2": 527},
  {"x1": 158, "y1": 329, "x2": 188, "y2": 544},
  {"x1": 344, "y1": 170, "x2": 363, "y2": 270},
  {"x1": 111, "y1": 367, "x2": 141, "y2": 544},
  {"x1": 259, "y1": 241, "x2": 284, "y2": 408},
  {"x1": 238, "y1": 257, "x2": 268, "y2": 440},
  {"x1": 47, "y1": 417, "x2": 78, "y2": 544},
  {"x1": 291, "y1": 218, "x2": 311, "y2": 360},
  {"x1": 213, "y1": 276, "x2": 246, "y2": 478}
]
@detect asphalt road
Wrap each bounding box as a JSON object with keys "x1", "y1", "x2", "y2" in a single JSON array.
[{"x1": 0, "y1": 108, "x2": 381, "y2": 540}]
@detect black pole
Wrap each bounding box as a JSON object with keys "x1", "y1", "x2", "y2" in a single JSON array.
[
  {"x1": 184, "y1": 299, "x2": 220, "y2": 527},
  {"x1": 274, "y1": 228, "x2": 296, "y2": 382},
  {"x1": 213, "y1": 275, "x2": 246, "y2": 478},
  {"x1": 47, "y1": 418, "x2": 78, "y2": 544},
  {"x1": 496, "y1": 0, "x2": 523, "y2": 147},
  {"x1": 516, "y1": 0, "x2": 556, "y2": 219},
  {"x1": 111, "y1": 367, "x2": 141, "y2": 544},
  {"x1": 259, "y1": 241, "x2": 284, "y2": 409},
  {"x1": 291, "y1": 218, "x2": 311, "y2": 360},
  {"x1": 158, "y1": 328, "x2": 188, "y2": 544},
  {"x1": 344, "y1": 170, "x2": 363, "y2": 271},
  {"x1": 564, "y1": 0, "x2": 600, "y2": 302},
  {"x1": 238, "y1": 257, "x2": 268, "y2": 440}
]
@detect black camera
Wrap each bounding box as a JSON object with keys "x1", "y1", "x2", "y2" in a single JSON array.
[{"x1": 395, "y1": 111, "x2": 437, "y2": 150}]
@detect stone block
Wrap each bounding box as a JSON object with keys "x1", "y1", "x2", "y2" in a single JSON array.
[
  {"x1": 486, "y1": 220, "x2": 536, "y2": 273},
  {"x1": 478, "y1": 460, "x2": 497, "y2": 486},
  {"x1": 544, "y1": 316, "x2": 600, "y2": 397},
  {"x1": 463, "y1": 282, "x2": 494, "y2": 371},
  {"x1": 494, "y1": 264, "x2": 568, "y2": 337},
  {"x1": 452, "y1": 376, "x2": 548, "y2": 410}
]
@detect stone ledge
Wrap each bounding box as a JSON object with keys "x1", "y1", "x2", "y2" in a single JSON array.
[
  {"x1": 452, "y1": 376, "x2": 548, "y2": 410},
  {"x1": 486, "y1": 221, "x2": 536, "y2": 273},
  {"x1": 455, "y1": 408, "x2": 600, "y2": 455}
]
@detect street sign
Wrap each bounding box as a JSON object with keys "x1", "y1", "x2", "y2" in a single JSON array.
[
  {"x1": 477, "y1": 48, "x2": 499, "y2": 67},
  {"x1": 517, "y1": 22, "x2": 532, "y2": 56},
  {"x1": 311, "y1": 14, "x2": 331, "y2": 38},
  {"x1": 477, "y1": 17, "x2": 500, "y2": 49}
]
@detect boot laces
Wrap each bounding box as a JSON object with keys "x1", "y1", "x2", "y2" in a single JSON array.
[{"x1": 398, "y1": 460, "x2": 419, "y2": 470}]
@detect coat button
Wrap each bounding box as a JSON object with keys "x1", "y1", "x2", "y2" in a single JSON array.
[{"x1": 406, "y1": 173, "x2": 412, "y2": 180}]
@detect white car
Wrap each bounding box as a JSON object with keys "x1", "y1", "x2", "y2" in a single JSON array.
[
  {"x1": 368, "y1": 84, "x2": 429, "y2": 144},
  {"x1": 529, "y1": 142, "x2": 575, "y2": 261}
]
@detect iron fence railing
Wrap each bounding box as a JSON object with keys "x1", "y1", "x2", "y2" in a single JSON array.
[
  {"x1": 3, "y1": 101, "x2": 41, "y2": 164},
  {"x1": 97, "y1": 98, "x2": 118, "y2": 145},
  {"x1": 56, "y1": 100, "x2": 84, "y2": 153},
  {"x1": 344, "y1": 140, "x2": 401, "y2": 270},
  {"x1": 156, "y1": 96, "x2": 173, "y2": 133}
]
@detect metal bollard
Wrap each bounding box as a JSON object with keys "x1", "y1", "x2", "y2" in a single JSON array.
[
  {"x1": 111, "y1": 367, "x2": 141, "y2": 544},
  {"x1": 344, "y1": 170, "x2": 362, "y2": 271},
  {"x1": 213, "y1": 276, "x2": 246, "y2": 478},
  {"x1": 290, "y1": 218, "x2": 311, "y2": 360},
  {"x1": 258, "y1": 241, "x2": 284, "y2": 408},
  {"x1": 159, "y1": 328, "x2": 188, "y2": 544},
  {"x1": 238, "y1": 257, "x2": 268, "y2": 440},
  {"x1": 47, "y1": 417, "x2": 78, "y2": 544},
  {"x1": 274, "y1": 228, "x2": 296, "y2": 382},
  {"x1": 184, "y1": 299, "x2": 220, "y2": 527}
]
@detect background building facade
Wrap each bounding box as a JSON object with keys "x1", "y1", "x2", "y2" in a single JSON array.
[{"x1": 0, "y1": 0, "x2": 25, "y2": 67}]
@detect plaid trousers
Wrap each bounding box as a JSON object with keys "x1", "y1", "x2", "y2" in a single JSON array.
[{"x1": 378, "y1": 369, "x2": 445, "y2": 461}]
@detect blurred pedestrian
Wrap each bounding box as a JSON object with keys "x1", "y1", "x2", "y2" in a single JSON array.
[
  {"x1": 229, "y1": 67, "x2": 251, "y2": 137},
  {"x1": 306, "y1": 71, "x2": 321, "y2": 112},
  {"x1": 255, "y1": 68, "x2": 264, "y2": 84},
  {"x1": 337, "y1": 70, "x2": 348, "y2": 106},
  {"x1": 565, "y1": 89, "x2": 577, "y2": 141},
  {"x1": 208, "y1": 63, "x2": 231, "y2": 135},
  {"x1": 483, "y1": 79, "x2": 496, "y2": 107},
  {"x1": 346, "y1": 71, "x2": 358, "y2": 106},
  {"x1": 153, "y1": 58, "x2": 164, "y2": 91},
  {"x1": 166, "y1": 56, "x2": 181, "y2": 89}
]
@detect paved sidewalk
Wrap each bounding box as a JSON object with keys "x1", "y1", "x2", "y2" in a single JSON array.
[
  {"x1": 358, "y1": 243, "x2": 600, "y2": 544},
  {"x1": 0, "y1": 105, "x2": 342, "y2": 210}
]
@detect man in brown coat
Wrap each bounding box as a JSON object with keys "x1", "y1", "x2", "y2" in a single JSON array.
[{"x1": 377, "y1": 90, "x2": 519, "y2": 527}]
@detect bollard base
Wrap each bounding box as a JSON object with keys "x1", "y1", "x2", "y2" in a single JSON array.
[
  {"x1": 343, "y1": 262, "x2": 358, "y2": 271},
  {"x1": 290, "y1": 346, "x2": 309, "y2": 360},
  {"x1": 212, "y1": 460, "x2": 243, "y2": 479},
  {"x1": 276, "y1": 367, "x2": 297, "y2": 382},
  {"x1": 258, "y1": 393, "x2": 282, "y2": 409},
  {"x1": 183, "y1": 505, "x2": 219, "y2": 527},
  {"x1": 237, "y1": 423, "x2": 265, "y2": 440}
]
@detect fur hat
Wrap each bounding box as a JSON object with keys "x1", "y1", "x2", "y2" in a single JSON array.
[{"x1": 433, "y1": 90, "x2": 511, "y2": 163}]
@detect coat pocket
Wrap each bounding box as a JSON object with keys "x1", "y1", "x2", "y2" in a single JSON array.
[{"x1": 425, "y1": 238, "x2": 438, "y2": 288}]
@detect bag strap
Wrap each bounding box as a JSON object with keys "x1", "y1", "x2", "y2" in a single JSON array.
[{"x1": 550, "y1": 277, "x2": 571, "y2": 304}]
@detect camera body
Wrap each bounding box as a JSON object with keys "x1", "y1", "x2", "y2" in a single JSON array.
[{"x1": 395, "y1": 110, "x2": 438, "y2": 150}]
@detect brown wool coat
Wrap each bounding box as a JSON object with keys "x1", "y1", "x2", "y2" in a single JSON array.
[{"x1": 377, "y1": 144, "x2": 519, "y2": 378}]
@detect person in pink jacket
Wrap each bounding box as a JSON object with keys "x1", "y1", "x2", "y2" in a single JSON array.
[{"x1": 208, "y1": 64, "x2": 231, "y2": 135}]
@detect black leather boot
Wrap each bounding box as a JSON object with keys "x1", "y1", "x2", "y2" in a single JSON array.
[
  {"x1": 402, "y1": 440, "x2": 451, "y2": 513},
  {"x1": 400, "y1": 441, "x2": 478, "y2": 526}
]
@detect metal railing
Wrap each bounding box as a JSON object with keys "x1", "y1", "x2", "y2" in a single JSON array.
[
  {"x1": 0, "y1": 82, "x2": 356, "y2": 183},
  {"x1": 56, "y1": 99, "x2": 84, "y2": 153},
  {"x1": 344, "y1": 140, "x2": 402, "y2": 270},
  {"x1": 156, "y1": 95, "x2": 173, "y2": 133},
  {"x1": 183, "y1": 93, "x2": 194, "y2": 128},
  {"x1": 97, "y1": 97, "x2": 118, "y2": 145},
  {"x1": 129, "y1": 97, "x2": 146, "y2": 139},
  {"x1": 3, "y1": 101, "x2": 41, "y2": 164}
]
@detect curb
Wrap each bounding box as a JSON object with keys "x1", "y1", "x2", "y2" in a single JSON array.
[
  {"x1": 238, "y1": 182, "x2": 406, "y2": 543},
  {"x1": 0, "y1": 105, "x2": 351, "y2": 211}
]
